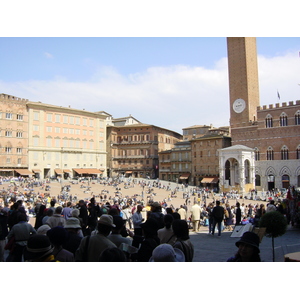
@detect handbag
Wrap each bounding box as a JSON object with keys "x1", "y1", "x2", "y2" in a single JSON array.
[{"x1": 5, "y1": 236, "x2": 16, "y2": 253}]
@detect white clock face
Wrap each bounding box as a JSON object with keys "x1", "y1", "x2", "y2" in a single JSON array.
[{"x1": 233, "y1": 98, "x2": 246, "y2": 113}]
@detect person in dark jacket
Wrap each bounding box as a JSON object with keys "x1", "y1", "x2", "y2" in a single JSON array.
[
  {"x1": 0, "y1": 209, "x2": 9, "y2": 261},
  {"x1": 211, "y1": 201, "x2": 224, "y2": 237},
  {"x1": 235, "y1": 202, "x2": 242, "y2": 226}
]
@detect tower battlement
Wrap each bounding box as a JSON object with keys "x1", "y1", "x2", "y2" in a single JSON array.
[
  {"x1": 257, "y1": 100, "x2": 300, "y2": 111},
  {"x1": 0, "y1": 93, "x2": 29, "y2": 102}
]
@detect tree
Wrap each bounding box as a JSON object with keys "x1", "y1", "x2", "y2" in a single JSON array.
[{"x1": 259, "y1": 211, "x2": 288, "y2": 262}]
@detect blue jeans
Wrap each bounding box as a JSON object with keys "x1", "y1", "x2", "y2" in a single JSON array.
[{"x1": 212, "y1": 219, "x2": 222, "y2": 236}]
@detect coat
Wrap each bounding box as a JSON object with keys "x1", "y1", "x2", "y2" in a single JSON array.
[{"x1": 190, "y1": 204, "x2": 202, "y2": 221}]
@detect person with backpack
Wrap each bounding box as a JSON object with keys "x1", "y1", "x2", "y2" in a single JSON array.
[{"x1": 211, "y1": 200, "x2": 224, "y2": 237}]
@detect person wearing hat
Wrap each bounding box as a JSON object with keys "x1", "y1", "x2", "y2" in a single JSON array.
[
  {"x1": 149, "y1": 243, "x2": 185, "y2": 262},
  {"x1": 227, "y1": 231, "x2": 261, "y2": 262},
  {"x1": 24, "y1": 234, "x2": 56, "y2": 262},
  {"x1": 75, "y1": 214, "x2": 117, "y2": 262},
  {"x1": 47, "y1": 226, "x2": 74, "y2": 262},
  {"x1": 62, "y1": 217, "x2": 83, "y2": 256}
]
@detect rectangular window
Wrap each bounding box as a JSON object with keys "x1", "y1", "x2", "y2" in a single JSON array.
[
  {"x1": 17, "y1": 148, "x2": 22, "y2": 154},
  {"x1": 47, "y1": 114, "x2": 52, "y2": 122},
  {"x1": 75, "y1": 117, "x2": 80, "y2": 125},
  {"x1": 46, "y1": 138, "x2": 52, "y2": 147},
  {"x1": 63, "y1": 128, "x2": 68, "y2": 134},
  {"x1": 63, "y1": 115, "x2": 68, "y2": 124},
  {"x1": 69, "y1": 116, "x2": 74, "y2": 124},
  {"x1": 55, "y1": 127, "x2": 60, "y2": 133},
  {"x1": 55, "y1": 114, "x2": 60, "y2": 123},
  {"x1": 17, "y1": 114, "x2": 23, "y2": 121},
  {"x1": 33, "y1": 112, "x2": 39, "y2": 121},
  {"x1": 83, "y1": 118, "x2": 87, "y2": 126},
  {"x1": 5, "y1": 131, "x2": 12, "y2": 137},
  {"x1": 6, "y1": 113, "x2": 12, "y2": 119},
  {"x1": 33, "y1": 137, "x2": 39, "y2": 147},
  {"x1": 46, "y1": 126, "x2": 52, "y2": 132},
  {"x1": 5, "y1": 147, "x2": 12, "y2": 153},
  {"x1": 33, "y1": 125, "x2": 39, "y2": 131},
  {"x1": 16, "y1": 132, "x2": 23, "y2": 138}
]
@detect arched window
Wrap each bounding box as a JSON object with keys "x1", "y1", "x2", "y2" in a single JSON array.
[
  {"x1": 281, "y1": 146, "x2": 289, "y2": 160},
  {"x1": 266, "y1": 147, "x2": 274, "y2": 160},
  {"x1": 265, "y1": 114, "x2": 273, "y2": 128},
  {"x1": 295, "y1": 110, "x2": 300, "y2": 125},
  {"x1": 280, "y1": 112, "x2": 288, "y2": 126}
]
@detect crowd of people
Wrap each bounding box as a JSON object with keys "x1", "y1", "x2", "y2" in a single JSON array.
[{"x1": 0, "y1": 176, "x2": 290, "y2": 262}]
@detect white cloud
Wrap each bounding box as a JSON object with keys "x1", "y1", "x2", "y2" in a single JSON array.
[
  {"x1": 1, "y1": 52, "x2": 299, "y2": 134},
  {"x1": 44, "y1": 52, "x2": 54, "y2": 59}
]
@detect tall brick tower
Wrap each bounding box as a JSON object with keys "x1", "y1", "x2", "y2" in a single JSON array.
[{"x1": 227, "y1": 37, "x2": 260, "y2": 129}]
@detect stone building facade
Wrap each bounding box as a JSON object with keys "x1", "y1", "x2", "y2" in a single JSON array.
[
  {"x1": 158, "y1": 140, "x2": 192, "y2": 184},
  {"x1": 219, "y1": 37, "x2": 300, "y2": 193},
  {"x1": 107, "y1": 123, "x2": 182, "y2": 179},
  {"x1": 0, "y1": 94, "x2": 30, "y2": 177},
  {"x1": 27, "y1": 101, "x2": 107, "y2": 179}
]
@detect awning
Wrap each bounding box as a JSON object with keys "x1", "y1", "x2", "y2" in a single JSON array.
[
  {"x1": 32, "y1": 169, "x2": 41, "y2": 173},
  {"x1": 14, "y1": 169, "x2": 33, "y2": 176},
  {"x1": 54, "y1": 168, "x2": 64, "y2": 174},
  {"x1": 0, "y1": 169, "x2": 13, "y2": 172},
  {"x1": 125, "y1": 171, "x2": 132, "y2": 174},
  {"x1": 63, "y1": 169, "x2": 71, "y2": 173},
  {"x1": 73, "y1": 168, "x2": 103, "y2": 175},
  {"x1": 179, "y1": 173, "x2": 190, "y2": 180},
  {"x1": 201, "y1": 177, "x2": 219, "y2": 184}
]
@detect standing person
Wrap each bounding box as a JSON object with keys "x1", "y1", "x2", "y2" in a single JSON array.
[
  {"x1": 235, "y1": 202, "x2": 242, "y2": 226},
  {"x1": 178, "y1": 205, "x2": 187, "y2": 220},
  {"x1": 5, "y1": 213, "x2": 36, "y2": 262},
  {"x1": 77, "y1": 200, "x2": 88, "y2": 236},
  {"x1": 45, "y1": 206, "x2": 66, "y2": 228},
  {"x1": 254, "y1": 204, "x2": 266, "y2": 226},
  {"x1": 0, "y1": 209, "x2": 9, "y2": 262},
  {"x1": 62, "y1": 201, "x2": 73, "y2": 220},
  {"x1": 121, "y1": 205, "x2": 132, "y2": 229},
  {"x1": 132, "y1": 218, "x2": 160, "y2": 262},
  {"x1": 206, "y1": 203, "x2": 214, "y2": 234},
  {"x1": 172, "y1": 219, "x2": 194, "y2": 262},
  {"x1": 148, "y1": 202, "x2": 164, "y2": 229},
  {"x1": 46, "y1": 226, "x2": 74, "y2": 262},
  {"x1": 132, "y1": 204, "x2": 144, "y2": 237},
  {"x1": 266, "y1": 200, "x2": 277, "y2": 213},
  {"x1": 157, "y1": 214, "x2": 176, "y2": 245},
  {"x1": 227, "y1": 231, "x2": 261, "y2": 262},
  {"x1": 211, "y1": 200, "x2": 224, "y2": 237},
  {"x1": 62, "y1": 217, "x2": 83, "y2": 256},
  {"x1": 190, "y1": 201, "x2": 202, "y2": 232},
  {"x1": 224, "y1": 203, "x2": 234, "y2": 231},
  {"x1": 75, "y1": 215, "x2": 117, "y2": 262}
]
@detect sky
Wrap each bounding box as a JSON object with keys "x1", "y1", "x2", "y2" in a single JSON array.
[{"x1": 1, "y1": 3, "x2": 300, "y2": 134}]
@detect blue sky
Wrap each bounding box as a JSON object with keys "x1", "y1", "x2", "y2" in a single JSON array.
[
  {"x1": 1, "y1": 1, "x2": 300, "y2": 133},
  {"x1": 1, "y1": 37, "x2": 300, "y2": 133}
]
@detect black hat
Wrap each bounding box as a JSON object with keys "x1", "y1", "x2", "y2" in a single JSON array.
[
  {"x1": 235, "y1": 231, "x2": 260, "y2": 253},
  {"x1": 24, "y1": 234, "x2": 53, "y2": 261},
  {"x1": 47, "y1": 226, "x2": 67, "y2": 246}
]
